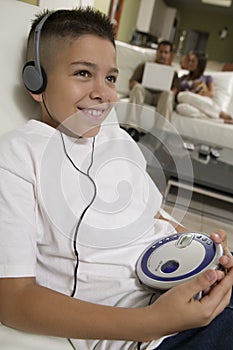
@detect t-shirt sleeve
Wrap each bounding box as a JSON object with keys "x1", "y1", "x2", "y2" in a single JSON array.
[
  {"x1": 0, "y1": 168, "x2": 37, "y2": 277},
  {"x1": 206, "y1": 75, "x2": 213, "y2": 85}
]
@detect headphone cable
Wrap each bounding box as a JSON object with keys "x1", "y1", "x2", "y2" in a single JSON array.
[
  {"x1": 42, "y1": 94, "x2": 97, "y2": 296},
  {"x1": 59, "y1": 131, "x2": 97, "y2": 297}
]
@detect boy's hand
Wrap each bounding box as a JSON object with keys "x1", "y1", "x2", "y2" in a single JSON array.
[
  {"x1": 149, "y1": 267, "x2": 233, "y2": 339},
  {"x1": 210, "y1": 229, "x2": 233, "y2": 270},
  {"x1": 146, "y1": 229, "x2": 233, "y2": 339}
]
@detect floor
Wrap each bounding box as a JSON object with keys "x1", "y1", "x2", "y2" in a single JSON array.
[
  {"x1": 164, "y1": 186, "x2": 233, "y2": 251},
  {"x1": 138, "y1": 133, "x2": 233, "y2": 251}
]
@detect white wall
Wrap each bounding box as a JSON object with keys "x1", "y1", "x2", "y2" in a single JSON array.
[
  {"x1": 0, "y1": 0, "x2": 40, "y2": 136},
  {"x1": 39, "y1": 0, "x2": 93, "y2": 9},
  {"x1": 93, "y1": 0, "x2": 111, "y2": 14},
  {"x1": 136, "y1": 0, "x2": 154, "y2": 33}
]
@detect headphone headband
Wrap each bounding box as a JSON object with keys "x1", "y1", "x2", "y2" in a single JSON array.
[{"x1": 22, "y1": 12, "x2": 51, "y2": 94}]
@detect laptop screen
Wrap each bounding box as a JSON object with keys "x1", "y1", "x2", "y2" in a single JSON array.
[{"x1": 142, "y1": 62, "x2": 175, "y2": 91}]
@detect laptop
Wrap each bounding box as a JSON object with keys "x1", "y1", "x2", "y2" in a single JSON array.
[{"x1": 142, "y1": 62, "x2": 175, "y2": 91}]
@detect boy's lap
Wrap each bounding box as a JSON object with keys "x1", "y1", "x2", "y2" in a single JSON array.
[{"x1": 155, "y1": 291, "x2": 233, "y2": 350}]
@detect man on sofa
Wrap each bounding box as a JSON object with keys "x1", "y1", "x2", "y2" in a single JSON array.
[{"x1": 125, "y1": 40, "x2": 180, "y2": 141}]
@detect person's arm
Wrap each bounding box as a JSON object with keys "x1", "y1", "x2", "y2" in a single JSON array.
[
  {"x1": 171, "y1": 71, "x2": 181, "y2": 97},
  {"x1": 0, "y1": 261, "x2": 232, "y2": 343},
  {"x1": 1, "y1": 230, "x2": 233, "y2": 343},
  {"x1": 156, "y1": 212, "x2": 187, "y2": 233},
  {"x1": 199, "y1": 78, "x2": 214, "y2": 97},
  {"x1": 129, "y1": 63, "x2": 145, "y2": 91},
  {"x1": 192, "y1": 75, "x2": 214, "y2": 97}
]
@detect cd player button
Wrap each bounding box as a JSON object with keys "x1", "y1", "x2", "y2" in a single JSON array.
[{"x1": 176, "y1": 233, "x2": 194, "y2": 248}]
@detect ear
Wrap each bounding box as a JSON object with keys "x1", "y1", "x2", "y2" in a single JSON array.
[{"x1": 29, "y1": 92, "x2": 43, "y2": 103}]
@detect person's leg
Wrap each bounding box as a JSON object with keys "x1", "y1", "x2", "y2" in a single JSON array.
[
  {"x1": 129, "y1": 83, "x2": 148, "y2": 105},
  {"x1": 126, "y1": 84, "x2": 152, "y2": 128},
  {"x1": 154, "y1": 291, "x2": 233, "y2": 350},
  {"x1": 125, "y1": 84, "x2": 154, "y2": 139},
  {"x1": 156, "y1": 91, "x2": 174, "y2": 122},
  {"x1": 177, "y1": 92, "x2": 220, "y2": 119},
  {"x1": 176, "y1": 103, "x2": 207, "y2": 119}
]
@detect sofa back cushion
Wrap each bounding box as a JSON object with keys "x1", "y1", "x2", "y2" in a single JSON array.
[
  {"x1": 116, "y1": 41, "x2": 156, "y2": 98},
  {"x1": 0, "y1": 0, "x2": 40, "y2": 136},
  {"x1": 211, "y1": 71, "x2": 233, "y2": 111}
]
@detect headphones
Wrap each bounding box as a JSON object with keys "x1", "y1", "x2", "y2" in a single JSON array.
[{"x1": 22, "y1": 13, "x2": 50, "y2": 94}]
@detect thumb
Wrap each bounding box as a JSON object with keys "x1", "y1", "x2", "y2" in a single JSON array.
[{"x1": 183, "y1": 270, "x2": 218, "y2": 299}]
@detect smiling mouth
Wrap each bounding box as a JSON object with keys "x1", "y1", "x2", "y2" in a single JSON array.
[{"x1": 79, "y1": 107, "x2": 109, "y2": 121}]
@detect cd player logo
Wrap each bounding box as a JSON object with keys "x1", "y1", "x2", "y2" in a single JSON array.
[
  {"x1": 39, "y1": 101, "x2": 194, "y2": 247},
  {"x1": 154, "y1": 260, "x2": 163, "y2": 272}
]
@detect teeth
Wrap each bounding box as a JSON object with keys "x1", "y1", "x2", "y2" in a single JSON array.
[
  {"x1": 91, "y1": 109, "x2": 102, "y2": 116},
  {"x1": 83, "y1": 109, "x2": 104, "y2": 117}
]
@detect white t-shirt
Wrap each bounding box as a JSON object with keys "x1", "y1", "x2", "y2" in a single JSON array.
[{"x1": 0, "y1": 119, "x2": 176, "y2": 350}]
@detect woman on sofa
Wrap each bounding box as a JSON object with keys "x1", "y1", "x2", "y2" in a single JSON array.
[{"x1": 176, "y1": 51, "x2": 233, "y2": 124}]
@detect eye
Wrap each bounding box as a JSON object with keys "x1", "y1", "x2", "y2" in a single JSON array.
[
  {"x1": 106, "y1": 75, "x2": 117, "y2": 84},
  {"x1": 74, "y1": 70, "x2": 91, "y2": 78}
]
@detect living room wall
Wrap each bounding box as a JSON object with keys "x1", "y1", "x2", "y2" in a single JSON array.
[
  {"x1": 18, "y1": 0, "x2": 233, "y2": 63},
  {"x1": 94, "y1": 0, "x2": 140, "y2": 43},
  {"x1": 173, "y1": 7, "x2": 233, "y2": 63},
  {"x1": 100, "y1": 0, "x2": 233, "y2": 64},
  {"x1": 116, "y1": 0, "x2": 140, "y2": 43}
]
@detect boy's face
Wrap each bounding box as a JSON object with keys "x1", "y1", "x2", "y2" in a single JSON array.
[{"x1": 37, "y1": 35, "x2": 118, "y2": 137}]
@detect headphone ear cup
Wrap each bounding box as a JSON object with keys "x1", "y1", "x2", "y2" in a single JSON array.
[{"x1": 22, "y1": 61, "x2": 47, "y2": 94}]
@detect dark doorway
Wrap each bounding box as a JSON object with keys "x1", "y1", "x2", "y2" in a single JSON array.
[{"x1": 184, "y1": 29, "x2": 209, "y2": 54}]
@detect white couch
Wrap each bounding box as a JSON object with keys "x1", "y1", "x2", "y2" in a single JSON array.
[
  {"x1": 115, "y1": 40, "x2": 233, "y2": 150},
  {"x1": 0, "y1": 0, "x2": 41, "y2": 137}
]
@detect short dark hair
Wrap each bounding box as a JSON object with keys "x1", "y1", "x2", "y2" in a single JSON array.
[
  {"x1": 157, "y1": 40, "x2": 173, "y2": 52},
  {"x1": 26, "y1": 7, "x2": 115, "y2": 72}
]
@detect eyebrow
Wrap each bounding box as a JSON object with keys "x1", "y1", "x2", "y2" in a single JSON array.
[{"x1": 70, "y1": 61, "x2": 119, "y2": 74}]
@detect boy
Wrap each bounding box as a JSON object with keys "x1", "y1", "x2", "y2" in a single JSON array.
[{"x1": 0, "y1": 7, "x2": 232, "y2": 350}]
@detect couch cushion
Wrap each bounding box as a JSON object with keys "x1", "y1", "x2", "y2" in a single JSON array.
[
  {"x1": 0, "y1": 0, "x2": 40, "y2": 136},
  {"x1": 171, "y1": 111, "x2": 233, "y2": 149},
  {"x1": 116, "y1": 41, "x2": 156, "y2": 97},
  {"x1": 211, "y1": 71, "x2": 233, "y2": 111}
]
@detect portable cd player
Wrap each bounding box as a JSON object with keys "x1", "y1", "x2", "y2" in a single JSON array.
[{"x1": 136, "y1": 232, "x2": 223, "y2": 291}]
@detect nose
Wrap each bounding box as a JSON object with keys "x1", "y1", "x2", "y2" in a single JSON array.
[{"x1": 89, "y1": 78, "x2": 109, "y2": 102}]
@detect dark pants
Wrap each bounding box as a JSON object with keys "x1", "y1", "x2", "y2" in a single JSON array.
[{"x1": 155, "y1": 291, "x2": 233, "y2": 350}]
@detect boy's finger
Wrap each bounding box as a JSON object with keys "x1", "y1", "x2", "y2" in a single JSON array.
[
  {"x1": 178, "y1": 270, "x2": 218, "y2": 301},
  {"x1": 201, "y1": 268, "x2": 233, "y2": 308}
]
